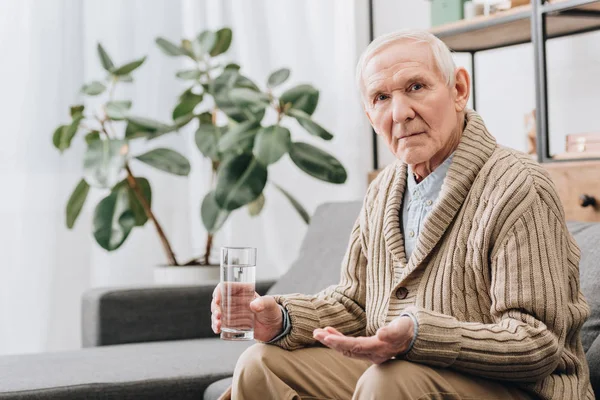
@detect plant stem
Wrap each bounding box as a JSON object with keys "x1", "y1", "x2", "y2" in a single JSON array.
[
  {"x1": 204, "y1": 233, "x2": 213, "y2": 266},
  {"x1": 124, "y1": 164, "x2": 179, "y2": 266},
  {"x1": 96, "y1": 108, "x2": 180, "y2": 266}
]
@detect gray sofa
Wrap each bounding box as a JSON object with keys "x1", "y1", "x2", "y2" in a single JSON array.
[{"x1": 2, "y1": 201, "x2": 600, "y2": 399}]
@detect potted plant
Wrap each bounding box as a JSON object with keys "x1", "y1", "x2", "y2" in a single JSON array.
[{"x1": 53, "y1": 27, "x2": 348, "y2": 284}]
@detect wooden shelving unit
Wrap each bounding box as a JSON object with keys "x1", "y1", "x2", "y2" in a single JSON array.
[
  {"x1": 428, "y1": 0, "x2": 600, "y2": 163},
  {"x1": 430, "y1": 1, "x2": 600, "y2": 52}
]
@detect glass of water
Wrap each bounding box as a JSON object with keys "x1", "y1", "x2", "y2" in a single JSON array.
[{"x1": 220, "y1": 247, "x2": 256, "y2": 341}]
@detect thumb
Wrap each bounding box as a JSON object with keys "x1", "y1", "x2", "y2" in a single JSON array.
[
  {"x1": 249, "y1": 297, "x2": 266, "y2": 312},
  {"x1": 250, "y1": 296, "x2": 280, "y2": 320},
  {"x1": 376, "y1": 325, "x2": 397, "y2": 343}
]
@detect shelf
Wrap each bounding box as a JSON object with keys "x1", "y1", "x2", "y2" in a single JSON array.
[
  {"x1": 429, "y1": 5, "x2": 531, "y2": 52},
  {"x1": 429, "y1": 0, "x2": 600, "y2": 52},
  {"x1": 550, "y1": 151, "x2": 600, "y2": 160}
]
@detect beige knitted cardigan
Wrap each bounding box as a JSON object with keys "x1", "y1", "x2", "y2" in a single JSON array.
[{"x1": 272, "y1": 110, "x2": 593, "y2": 399}]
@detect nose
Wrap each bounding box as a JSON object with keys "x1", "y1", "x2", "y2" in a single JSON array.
[{"x1": 391, "y1": 94, "x2": 415, "y2": 124}]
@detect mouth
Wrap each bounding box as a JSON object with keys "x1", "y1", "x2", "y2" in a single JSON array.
[{"x1": 399, "y1": 131, "x2": 425, "y2": 140}]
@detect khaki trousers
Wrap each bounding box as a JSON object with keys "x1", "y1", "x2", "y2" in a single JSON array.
[{"x1": 219, "y1": 344, "x2": 536, "y2": 400}]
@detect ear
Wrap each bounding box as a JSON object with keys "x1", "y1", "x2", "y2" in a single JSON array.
[
  {"x1": 364, "y1": 107, "x2": 379, "y2": 135},
  {"x1": 453, "y1": 67, "x2": 470, "y2": 112}
]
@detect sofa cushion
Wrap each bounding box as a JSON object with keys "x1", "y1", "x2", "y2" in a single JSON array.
[
  {"x1": 267, "y1": 201, "x2": 362, "y2": 297},
  {"x1": 568, "y1": 221, "x2": 600, "y2": 353},
  {"x1": 204, "y1": 377, "x2": 233, "y2": 400},
  {"x1": 0, "y1": 338, "x2": 251, "y2": 400}
]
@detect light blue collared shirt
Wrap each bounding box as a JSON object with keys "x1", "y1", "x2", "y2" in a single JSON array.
[{"x1": 402, "y1": 153, "x2": 454, "y2": 260}]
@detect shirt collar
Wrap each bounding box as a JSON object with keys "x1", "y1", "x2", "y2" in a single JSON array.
[{"x1": 407, "y1": 152, "x2": 455, "y2": 201}]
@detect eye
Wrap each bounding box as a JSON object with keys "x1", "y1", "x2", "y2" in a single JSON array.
[
  {"x1": 410, "y1": 83, "x2": 424, "y2": 91},
  {"x1": 374, "y1": 93, "x2": 389, "y2": 103}
]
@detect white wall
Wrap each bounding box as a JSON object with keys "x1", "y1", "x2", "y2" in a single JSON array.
[{"x1": 372, "y1": 0, "x2": 600, "y2": 167}]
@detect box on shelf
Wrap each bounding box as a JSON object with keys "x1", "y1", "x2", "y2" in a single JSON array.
[
  {"x1": 431, "y1": 0, "x2": 467, "y2": 27},
  {"x1": 565, "y1": 132, "x2": 600, "y2": 154},
  {"x1": 489, "y1": 0, "x2": 530, "y2": 14}
]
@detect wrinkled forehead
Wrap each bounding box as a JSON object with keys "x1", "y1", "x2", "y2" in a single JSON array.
[{"x1": 362, "y1": 40, "x2": 441, "y2": 90}]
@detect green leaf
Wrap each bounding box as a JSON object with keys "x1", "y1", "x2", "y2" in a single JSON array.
[
  {"x1": 215, "y1": 153, "x2": 268, "y2": 211},
  {"x1": 83, "y1": 139, "x2": 128, "y2": 188},
  {"x1": 253, "y1": 125, "x2": 291, "y2": 165},
  {"x1": 53, "y1": 116, "x2": 84, "y2": 152},
  {"x1": 198, "y1": 111, "x2": 213, "y2": 124},
  {"x1": 52, "y1": 125, "x2": 67, "y2": 151},
  {"x1": 172, "y1": 92, "x2": 203, "y2": 120},
  {"x1": 155, "y1": 37, "x2": 186, "y2": 56},
  {"x1": 81, "y1": 81, "x2": 106, "y2": 96},
  {"x1": 211, "y1": 70, "x2": 265, "y2": 123},
  {"x1": 273, "y1": 183, "x2": 310, "y2": 224},
  {"x1": 93, "y1": 189, "x2": 136, "y2": 251},
  {"x1": 229, "y1": 88, "x2": 271, "y2": 109},
  {"x1": 112, "y1": 177, "x2": 152, "y2": 226},
  {"x1": 267, "y1": 68, "x2": 290, "y2": 89},
  {"x1": 85, "y1": 131, "x2": 101, "y2": 144},
  {"x1": 194, "y1": 30, "x2": 217, "y2": 58},
  {"x1": 210, "y1": 28, "x2": 233, "y2": 57},
  {"x1": 218, "y1": 120, "x2": 260, "y2": 153},
  {"x1": 106, "y1": 100, "x2": 132, "y2": 121},
  {"x1": 287, "y1": 108, "x2": 333, "y2": 140},
  {"x1": 97, "y1": 43, "x2": 115, "y2": 72},
  {"x1": 70, "y1": 105, "x2": 85, "y2": 119},
  {"x1": 224, "y1": 63, "x2": 240, "y2": 71},
  {"x1": 280, "y1": 84, "x2": 319, "y2": 116},
  {"x1": 134, "y1": 148, "x2": 191, "y2": 176},
  {"x1": 247, "y1": 193, "x2": 265, "y2": 217},
  {"x1": 112, "y1": 57, "x2": 146, "y2": 76},
  {"x1": 201, "y1": 191, "x2": 230, "y2": 233},
  {"x1": 66, "y1": 179, "x2": 90, "y2": 229},
  {"x1": 173, "y1": 113, "x2": 195, "y2": 128},
  {"x1": 176, "y1": 69, "x2": 202, "y2": 80},
  {"x1": 125, "y1": 116, "x2": 175, "y2": 140},
  {"x1": 195, "y1": 123, "x2": 221, "y2": 160},
  {"x1": 125, "y1": 121, "x2": 151, "y2": 140},
  {"x1": 289, "y1": 142, "x2": 347, "y2": 184},
  {"x1": 117, "y1": 74, "x2": 134, "y2": 83},
  {"x1": 180, "y1": 39, "x2": 196, "y2": 59}
]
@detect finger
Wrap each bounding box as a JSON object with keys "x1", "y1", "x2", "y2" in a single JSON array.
[
  {"x1": 212, "y1": 284, "x2": 222, "y2": 305},
  {"x1": 324, "y1": 335, "x2": 380, "y2": 355},
  {"x1": 210, "y1": 300, "x2": 221, "y2": 314},
  {"x1": 313, "y1": 328, "x2": 330, "y2": 342},
  {"x1": 324, "y1": 326, "x2": 344, "y2": 336},
  {"x1": 211, "y1": 315, "x2": 221, "y2": 334}
]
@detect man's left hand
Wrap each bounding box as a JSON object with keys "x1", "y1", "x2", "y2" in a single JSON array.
[{"x1": 313, "y1": 316, "x2": 415, "y2": 365}]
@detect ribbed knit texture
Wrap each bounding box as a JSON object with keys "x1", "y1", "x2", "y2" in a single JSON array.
[{"x1": 271, "y1": 110, "x2": 593, "y2": 399}]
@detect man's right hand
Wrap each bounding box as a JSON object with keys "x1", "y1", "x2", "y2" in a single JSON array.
[{"x1": 211, "y1": 283, "x2": 284, "y2": 342}]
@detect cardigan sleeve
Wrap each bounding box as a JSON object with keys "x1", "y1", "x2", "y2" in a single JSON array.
[
  {"x1": 402, "y1": 195, "x2": 574, "y2": 382},
  {"x1": 268, "y1": 213, "x2": 369, "y2": 350}
]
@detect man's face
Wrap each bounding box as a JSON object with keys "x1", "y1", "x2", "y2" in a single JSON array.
[{"x1": 363, "y1": 40, "x2": 462, "y2": 166}]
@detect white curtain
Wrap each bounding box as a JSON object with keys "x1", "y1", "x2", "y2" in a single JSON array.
[{"x1": 0, "y1": 0, "x2": 372, "y2": 355}]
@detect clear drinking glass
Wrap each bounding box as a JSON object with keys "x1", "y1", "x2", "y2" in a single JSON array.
[{"x1": 220, "y1": 247, "x2": 257, "y2": 341}]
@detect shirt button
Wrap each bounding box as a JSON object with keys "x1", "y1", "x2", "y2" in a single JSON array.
[
  {"x1": 396, "y1": 287, "x2": 409, "y2": 300},
  {"x1": 426, "y1": 199, "x2": 433, "y2": 206},
  {"x1": 408, "y1": 230, "x2": 415, "y2": 238}
]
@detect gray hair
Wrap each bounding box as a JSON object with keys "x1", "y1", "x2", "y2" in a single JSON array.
[{"x1": 355, "y1": 29, "x2": 456, "y2": 100}]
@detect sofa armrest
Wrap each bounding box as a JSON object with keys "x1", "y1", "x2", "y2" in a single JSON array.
[{"x1": 81, "y1": 280, "x2": 276, "y2": 347}]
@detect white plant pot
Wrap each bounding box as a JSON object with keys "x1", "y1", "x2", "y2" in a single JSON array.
[{"x1": 154, "y1": 265, "x2": 220, "y2": 285}]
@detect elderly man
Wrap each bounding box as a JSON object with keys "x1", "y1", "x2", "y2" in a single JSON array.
[{"x1": 211, "y1": 29, "x2": 593, "y2": 399}]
